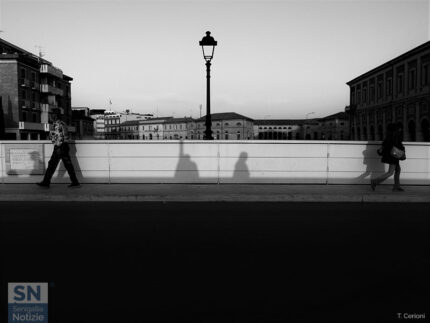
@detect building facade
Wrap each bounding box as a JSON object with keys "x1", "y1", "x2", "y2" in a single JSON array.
[
  {"x1": 104, "y1": 110, "x2": 121, "y2": 140},
  {"x1": 139, "y1": 117, "x2": 173, "y2": 140},
  {"x1": 346, "y1": 41, "x2": 430, "y2": 141},
  {"x1": 163, "y1": 117, "x2": 195, "y2": 140},
  {"x1": 71, "y1": 107, "x2": 94, "y2": 139},
  {"x1": 196, "y1": 112, "x2": 254, "y2": 140},
  {"x1": 316, "y1": 112, "x2": 349, "y2": 140},
  {"x1": 0, "y1": 38, "x2": 73, "y2": 140},
  {"x1": 120, "y1": 120, "x2": 140, "y2": 139},
  {"x1": 254, "y1": 120, "x2": 305, "y2": 140},
  {"x1": 89, "y1": 109, "x2": 106, "y2": 140}
]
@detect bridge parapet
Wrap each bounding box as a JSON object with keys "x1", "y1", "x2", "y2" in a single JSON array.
[{"x1": 1, "y1": 141, "x2": 429, "y2": 185}]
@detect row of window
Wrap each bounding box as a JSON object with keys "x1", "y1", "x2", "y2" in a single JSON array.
[
  {"x1": 351, "y1": 58, "x2": 430, "y2": 106},
  {"x1": 352, "y1": 118, "x2": 430, "y2": 142}
]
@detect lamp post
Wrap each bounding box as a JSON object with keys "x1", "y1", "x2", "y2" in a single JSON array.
[
  {"x1": 199, "y1": 31, "x2": 217, "y2": 140},
  {"x1": 304, "y1": 112, "x2": 315, "y2": 140}
]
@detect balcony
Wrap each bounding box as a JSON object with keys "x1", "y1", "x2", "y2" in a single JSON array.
[
  {"x1": 40, "y1": 64, "x2": 63, "y2": 78},
  {"x1": 18, "y1": 121, "x2": 45, "y2": 131},
  {"x1": 40, "y1": 84, "x2": 64, "y2": 96}
]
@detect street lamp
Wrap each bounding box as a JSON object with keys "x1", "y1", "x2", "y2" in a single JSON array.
[{"x1": 199, "y1": 31, "x2": 217, "y2": 140}]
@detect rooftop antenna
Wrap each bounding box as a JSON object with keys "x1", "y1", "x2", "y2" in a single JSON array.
[
  {"x1": 34, "y1": 46, "x2": 45, "y2": 62},
  {"x1": 109, "y1": 99, "x2": 112, "y2": 111}
]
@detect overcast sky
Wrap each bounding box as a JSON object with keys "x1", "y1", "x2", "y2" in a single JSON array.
[{"x1": 0, "y1": 0, "x2": 429, "y2": 119}]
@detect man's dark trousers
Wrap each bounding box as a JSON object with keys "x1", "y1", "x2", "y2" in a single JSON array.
[{"x1": 42, "y1": 143, "x2": 79, "y2": 184}]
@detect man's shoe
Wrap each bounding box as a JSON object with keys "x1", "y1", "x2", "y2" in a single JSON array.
[
  {"x1": 393, "y1": 186, "x2": 405, "y2": 192},
  {"x1": 36, "y1": 182, "x2": 50, "y2": 188},
  {"x1": 68, "y1": 182, "x2": 81, "y2": 188},
  {"x1": 370, "y1": 180, "x2": 376, "y2": 191}
]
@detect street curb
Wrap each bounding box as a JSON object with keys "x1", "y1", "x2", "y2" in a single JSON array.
[{"x1": 1, "y1": 193, "x2": 429, "y2": 202}]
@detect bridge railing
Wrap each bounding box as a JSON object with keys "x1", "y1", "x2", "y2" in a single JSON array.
[{"x1": 1, "y1": 140, "x2": 429, "y2": 185}]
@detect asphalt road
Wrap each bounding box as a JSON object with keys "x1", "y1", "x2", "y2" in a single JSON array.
[{"x1": 1, "y1": 202, "x2": 429, "y2": 323}]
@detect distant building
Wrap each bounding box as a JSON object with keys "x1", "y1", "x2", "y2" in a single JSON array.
[
  {"x1": 72, "y1": 107, "x2": 94, "y2": 139},
  {"x1": 316, "y1": 112, "x2": 349, "y2": 140},
  {"x1": 254, "y1": 112, "x2": 349, "y2": 140},
  {"x1": 120, "y1": 120, "x2": 140, "y2": 139},
  {"x1": 0, "y1": 37, "x2": 74, "y2": 140},
  {"x1": 89, "y1": 109, "x2": 106, "y2": 139},
  {"x1": 196, "y1": 112, "x2": 254, "y2": 140},
  {"x1": 254, "y1": 120, "x2": 305, "y2": 140},
  {"x1": 104, "y1": 110, "x2": 121, "y2": 140},
  {"x1": 139, "y1": 117, "x2": 173, "y2": 140},
  {"x1": 346, "y1": 41, "x2": 430, "y2": 141},
  {"x1": 163, "y1": 117, "x2": 195, "y2": 140},
  {"x1": 119, "y1": 110, "x2": 153, "y2": 123}
]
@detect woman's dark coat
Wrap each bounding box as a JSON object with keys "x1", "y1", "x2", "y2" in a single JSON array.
[{"x1": 380, "y1": 131, "x2": 404, "y2": 165}]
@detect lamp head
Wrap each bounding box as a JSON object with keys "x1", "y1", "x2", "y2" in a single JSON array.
[{"x1": 199, "y1": 31, "x2": 217, "y2": 62}]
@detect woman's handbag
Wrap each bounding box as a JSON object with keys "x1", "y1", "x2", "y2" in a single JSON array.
[{"x1": 390, "y1": 146, "x2": 406, "y2": 160}]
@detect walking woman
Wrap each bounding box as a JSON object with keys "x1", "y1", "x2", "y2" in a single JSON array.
[{"x1": 371, "y1": 123, "x2": 405, "y2": 191}]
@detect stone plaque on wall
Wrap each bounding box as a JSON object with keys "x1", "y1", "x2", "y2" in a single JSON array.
[{"x1": 5, "y1": 144, "x2": 45, "y2": 175}]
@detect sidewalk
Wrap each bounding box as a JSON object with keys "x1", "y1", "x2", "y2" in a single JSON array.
[{"x1": 0, "y1": 183, "x2": 429, "y2": 202}]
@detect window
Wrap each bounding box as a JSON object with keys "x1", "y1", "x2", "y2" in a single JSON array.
[
  {"x1": 22, "y1": 111, "x2": 27, "y2": 122},
  {"x1": 397, "y1": 74, "x2": 404, "y2": 93},
  {"x1": 21, "y1": 68, "x2": 26, "y2": 79},
  {"x1": 21, "y1": 89, "x2": 26, "y2": 99},
  {"x1": 386, "y1": 78, "x2": 393, "y2": 96},
  {"x1": 236, "y1": 122, "x2": 241, "y2": 126},
  {"x1": 423, "y1": 64, "x2": 429, "y2": 86},
  {"x1": 32, "y1": 113, "x2": 37, "y2": 122},
  {"x1": 408, "y1": 69, "x2": 416, "y2": 90},
  {"x1": 377, "y1": 80, "x2": 383, "y2": 99}
]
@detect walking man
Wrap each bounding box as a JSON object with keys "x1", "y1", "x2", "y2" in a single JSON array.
[{"x1": 37, "y1": 109, "x2": 80, "y2": 188}]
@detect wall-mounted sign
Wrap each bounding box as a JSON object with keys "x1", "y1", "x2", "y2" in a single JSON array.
[{"x1": 5, "y1": 144, "x2": 45, "y2": 175}]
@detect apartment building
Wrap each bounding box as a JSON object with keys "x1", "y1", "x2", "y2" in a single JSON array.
[{"x1": 0, "y1": 38, "x2": 74, "y2": 140}]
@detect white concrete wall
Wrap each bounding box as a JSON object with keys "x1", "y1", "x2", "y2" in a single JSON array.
[{"x1": 1, "y1": 140, "x2": 429, "y2": 185}]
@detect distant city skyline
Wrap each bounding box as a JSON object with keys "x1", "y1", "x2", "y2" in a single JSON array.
[{"x1": 0, "y1": 0, "x2": 429, "y2": 119}]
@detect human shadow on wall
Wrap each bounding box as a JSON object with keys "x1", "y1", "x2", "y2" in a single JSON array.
[
  {"x1": 355, "y1": 144, "x2": 386, "y2": 182},
  {"x1": 174, "y1": 140, "x2": 199, "y2": 183},
  {"x1": 55, "y1": 143, "x2": 83, "y2": 183},
  {"x1": 232, "y1": 152, "x2": 250, "y2": 182}
]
